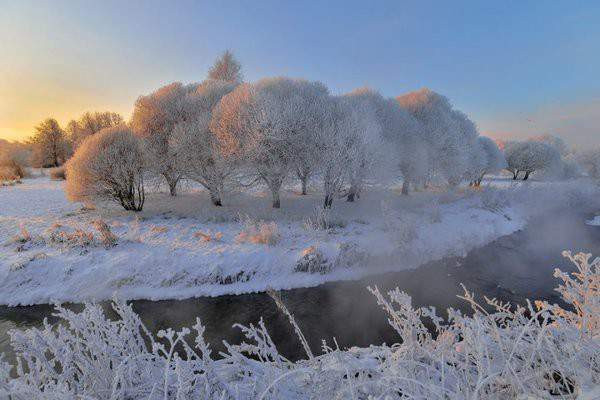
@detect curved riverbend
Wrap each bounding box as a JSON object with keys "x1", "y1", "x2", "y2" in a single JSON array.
[{"x1": 1, "y1": 210, "x2": 599, "y2": 364}]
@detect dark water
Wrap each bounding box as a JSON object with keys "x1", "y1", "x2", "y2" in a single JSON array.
[{"x1": 1, "y1": 211, "x2": 600, "y2": 364}]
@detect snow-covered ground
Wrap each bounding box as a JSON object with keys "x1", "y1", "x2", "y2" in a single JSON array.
[{"x1": 1, "y1": 175, "x2": 599, "y2": 305}]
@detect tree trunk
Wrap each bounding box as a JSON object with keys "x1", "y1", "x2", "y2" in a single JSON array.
[
  {"x1": 323, "y1": 194, "x2": 333, "y2": 209},
  {"x1": 523, "y1": 171, "x2": 530, "y2": 181},
  {"x1": 271, "y1": 189, "x2": 281, "y2": 208},
  {"x1": 401, "y1": 180, "x2": 410, "y2": 195},
  {"x1": 210, "y1": 191, "x2": 222, "y2": 207},
  {"x1": 301, "y1": 177, "x2": 307, "y2": 195},
  {"x1": 168, "y1": 181, "x2": 177, "y2": 196},
  {"x1": 347, "y1": 184, "x2": 360, "y2": 202}
]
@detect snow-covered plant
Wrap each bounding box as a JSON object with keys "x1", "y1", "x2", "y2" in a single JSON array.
[
  {"x1": 504, "y1": 140, "x2": 562, "y2": 180},
  {"x1": 130, "y1": 82, "x2": 198, "y2": 196},
  {"x1": 303, "y1": 206, "x2": 347, "y2": 231},
  {"x1": 2, "y1": 251, "x2": 600, "y2": 399},
  {"x1": 65, "y1": 125, "x2": 145, "y2": 211},
  {"x1": 171, "y1": 79, "x2": 238, "y2": 206},
  {"x1": 91, "y1": 219, "x2": 118, "y2": 247},
  {"x1": 212, "y1": 77, "x2": 330, "y2": 208},
  {"x1": 48, "y1": 165, "x2": 66, "y2": 180},
  {"x1": 235, "y1": 217, "x2": 280, "y2": 245}
]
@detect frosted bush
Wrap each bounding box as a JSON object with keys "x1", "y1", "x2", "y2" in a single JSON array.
[
  {"x1": 45, "y1": 224, "x2": 95, "y2": 248},
  {"x1": 303, "y1": 206, "x2": 347, "y2": 231},
  {"x1": 0, "y1": 158, "x2": 27, "y2": 181},
  {"x1": 294, "y1": 245, "x2": 330, "y2": 273},
  {"x1": 91, "y1": 219, "x2": 118, "y2": 247},
  {"x1": 381, "y1": 201, "x2": 418, "y2": 247},
  {"x1": 48, "y1": 165, "x2": 66, "y2": 180},
  {"x1": 2, "y1": 251, "x2": 599, "y2": 399},
  {"x1": 194, "y1": 230, "x2": 223, "y2": 242},
  {"x1": 65, "y1": 125, "x2": 146, "y2": 211},
  {"x1": 235, "y1": 218, "x2": 280, "y2": 245}
]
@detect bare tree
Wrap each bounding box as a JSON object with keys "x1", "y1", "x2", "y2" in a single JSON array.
[
  {"x1": 208, "y1": 50, "x2": 243, "y2": 83},
  {"x1": 65, "y1": 126, "x2": 145, "y2": 211},
  {"x1": 28, "y1": 118, "x2": 69, "y2": 167}
]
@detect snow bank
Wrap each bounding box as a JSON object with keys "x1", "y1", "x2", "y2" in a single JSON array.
[
  {"x1": 0, "y1": 177, "x2": 598, "y2": 305},
  {"x1": 1, "y1": 251, "x2": 598, "y2": 399},
  {"x1": 586, "y1": 216, "x2": 600, "y2": 226}
]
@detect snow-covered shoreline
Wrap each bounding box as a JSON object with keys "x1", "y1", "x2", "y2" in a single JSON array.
[{"x1": 1, "y1": 176, "x2": 598, "y2": 306}]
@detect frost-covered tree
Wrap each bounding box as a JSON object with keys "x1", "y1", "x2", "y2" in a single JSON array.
[
  {"x1": 67, "y1": 111, "x2": 124, "y2": 149},
  {"x1": 65, "y1": 125, "x2": 145, "y2": 211},
  {"x1": 397, "y1": 89, "x2": 479, "y2": 187},
  {"x1": 576, "y1": 147, "x2": 600, "y2": 180},
  {"x1": 212, "y1": 77, "x2": 330, "y2": 208},
  {"x1": 28, "y1": 118, "x2": 69, "y2": 167},
  {"x1": 469, "y1": 136, "x2": 506, "y2": 186},
  {"x1": 207, "y1": 50, "x2": 242, "y2": 83},
  {"x1": 531, "y1": 134, "x2": 569, "y2": 156},
  {"x1": 504, "y1": 140, "x2": 561, "y2": 180},
  {"x1": 338, "y1": 89, "x2": 390, "y2": 202},
  {"x1": 171, "y1": 80, "x2": 238, "y2": 206},
  {"x1": 350, "y1": 90, "x2": 427, "y2": 196},
  {"x1": 130, "y1": 82, "x2": 198, "y2": 196},
  {"x1": 315, "y1": 95, "x2": 381, "y2": 208}
]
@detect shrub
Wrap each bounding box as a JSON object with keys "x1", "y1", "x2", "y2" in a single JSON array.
[
  {"x1": 91, "y1": 219, "x2": 118, "y2": 247},
  {"x1": 194, "y1": 230, "x2": 223, "y2": 242},
  {"x1": 65, "y1": 125, "x2": 145, "y2": 211},
  {"x1": 235, "y1": 218, "x2": 280, "y2": 245},
  {"x1": 304, "y1": 207, "x2": 347, "y2": 231},
  {"x1": 49, "y1": 165, "x2": 66, "y2": 180},
  {"x1": 0, "y1": 158, "x2": 26, "y2": 181}
]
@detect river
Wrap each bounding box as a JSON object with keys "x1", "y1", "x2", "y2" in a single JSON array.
[{"x1": 1, "y1": 210, "x2": 599, "y2": 364}]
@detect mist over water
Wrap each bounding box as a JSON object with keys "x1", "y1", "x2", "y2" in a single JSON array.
[{"x1": 1, "y1": 209, "x2": 599, "y2": 363}]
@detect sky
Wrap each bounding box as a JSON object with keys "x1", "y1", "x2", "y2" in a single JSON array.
[{"x1": 1, "y1": 0, "x2": 599, "y2": 147}]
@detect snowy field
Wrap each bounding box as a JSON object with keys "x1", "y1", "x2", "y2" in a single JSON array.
[{"x1": 1, "y1": 174, "x2": 599, "y2": 306}]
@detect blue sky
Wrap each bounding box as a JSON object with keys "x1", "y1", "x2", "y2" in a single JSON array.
[{"x1": 1, "y1": 0, "x2": 599, "y2": 145}]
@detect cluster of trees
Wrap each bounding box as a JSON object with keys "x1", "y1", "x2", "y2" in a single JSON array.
[
  {"x1": 63, "y1": 52, "x2": 511, "y2": 211},
  {"x1": 10, "y1": 50, "x2": 597, "y2": 211},
  {"x1": 14, "y1": 111, "x2": 126, "y2": 169}
]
